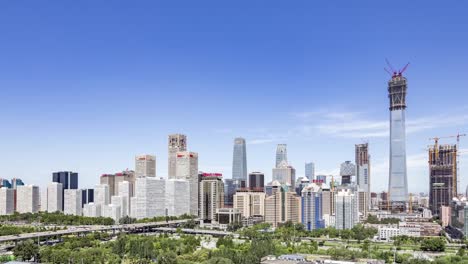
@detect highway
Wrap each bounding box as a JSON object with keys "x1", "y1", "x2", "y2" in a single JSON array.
[{"x1": 0, "y1": 219, "x2": 192, "y2": 243}]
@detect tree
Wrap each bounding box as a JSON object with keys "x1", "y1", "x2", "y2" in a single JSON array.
[
  {"x1": 361, "y1": 240, "x2": 370, "y2": 252},
  {"x1": 203, "y1": 257, "x2": 234, "y2": 264},
  {"x1": 457, "y1": 247, "x2": 466, "y2": 256},
  {"x1": 158, "y1": 251, "x2": 177, "y2": 264},
  {"x1": 420, "y1": 237, "x2": 446, "y2": 252},
  {"x1": 13, "y1": 239, "x2": 39, "y2": 262},
  {"x1": 227, "y1": 221, "x2": 242, "y2": 232}
]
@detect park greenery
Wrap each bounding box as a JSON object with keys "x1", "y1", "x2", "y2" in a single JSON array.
[
  {"x1": 365, "y1": 214, "x2": 401, "y2": 225},
  {"x1": 7, "y1": 220, "x2": 464, "y2": 264},
  {"x1": 0, "y1": 224, "x2": 48, "y2": 236},
  {"x1": 0, "y1": 212, "x2": 115, "y2": 226}
]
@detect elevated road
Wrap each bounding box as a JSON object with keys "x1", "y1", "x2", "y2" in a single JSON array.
[{"x1": 0, "y1": 219, "x2": 192, "y2": 243}]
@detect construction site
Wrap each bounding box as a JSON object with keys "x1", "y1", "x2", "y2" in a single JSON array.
[{"x1": 428, "y1": 141, "x2": 458, "y2": 216}]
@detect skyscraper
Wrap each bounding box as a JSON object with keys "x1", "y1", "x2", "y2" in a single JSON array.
[
  {"x1": 305, "y1": 162, "x2": 315, "y2": 181},
  {"x1": 135, "y1": 155, "x2": 156, "y2": 177},
  {"x1": 175, "y1": 151, "x2": 199, "y2": 216},
  {"x1": 264, "y1": 182, "x2": 301, "y2": 228},
  {"x1": 429, "y1": 144, "x2": 457, "y2": 216},
  {"x1": 52, "y1": 171, "x2": 78, "y2": 210},
  {"x1": 340, "y1": 161, "x2": 355, "y2": 185},
  {"x1": 335, "y1": 188, "x2": 358, "y2": 230},
  {"x1": 0, "y1": 188, "x2": 14, "y2": 215},
  {"x1": 356, "y1": 143, "x2": 371, "y2": 209},
  {"x1": 168, "y1": 134, "x2": 187, "y2": 178},
  {"x1": 100, "y1": 170, "x2": 135, "y2": 201},
  {"x1": 64, "y1": 189, "x2": 82, "y2": 216},
  {"x1": 199, "y1": 173, "x2": 224, "y2": 223},
  {"x1": 16, "y1": 185, "x2": 40, "y2": 213},
  {"x1": 301, "y1": 183, "x2": 324, "y2": 231},
  {"x1": 272, "y1": 161, "x2": 296, "y2": 188},
  {"x1": 248, "y1": 172, "x2": 264, "y2": 191},
  {"x1": 233, "y1": 190, "x2": 265, "y2": 219},
  {"x1": 275, "y1": 144, "x2": 287, "y2": 168},
  {"x1": 47, "y1": 182, "x2": 63, "y2": 212},
  {"x1": 232, "y1": 138, "x2": 247, "y2": 181},
  {"x1": 388, "y1": 70, "x2": 408, "y2": 205}
]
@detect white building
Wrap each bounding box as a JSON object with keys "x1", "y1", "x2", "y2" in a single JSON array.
[
  {"x1": 168, "y1": 134, "x2": 187, "y2": 178},
  {"x1": 378, "y1": 225, "x2": 400, "y2": 240},
  {"x1": 64, "y1": 189, "x2": 82, "y2": 216},
  {"x1": 272, "y1": 160, "x2": 296, "y2": 188},
  {"x1": 40, "y1": 187, "x2": 48, "y2": 212},
  {"x1": 16, "y1": 185, "x2": 40, "y2": 213},
  {"x1": 335, "y1": 188, "x2": 358, "y2": 230},
  {"x1": 132, "y1": 177, "x2": 165, "y2": 219},
  {"x1": 117, "y1": 181, "x2": 132, "y2": 217},
  {"x1": 83, "y1": 203, "x2": 101, "y2": 217},
  {"x1": 47, "y1": 182, "x2": 63, "y2": 213},
  {"x1": 175, "y1": 151, "x2": 199, "y2": 216},
  {"x1": 94, "y1": 184, "x2": 109, "y2": 206},
  {"x1": 135, "y1": 154, "x2": 156, "y2": 177},
  {"x1": 165, "y1": 179, "x2": 190, "y2": 217},
  {"x1": 111, "y1": 195, "x2": 127, "y2": 218},
  {"x1": 102, "y1": 204, "x2": 121, "y2": 222},
  {"x1": 0, "y1": 187, "x2": 14, "y2": 215}
]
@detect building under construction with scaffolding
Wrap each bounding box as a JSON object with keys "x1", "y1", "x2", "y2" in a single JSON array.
[{"x1": 429, "y1": 144, "x2": 457, "y2": 216}]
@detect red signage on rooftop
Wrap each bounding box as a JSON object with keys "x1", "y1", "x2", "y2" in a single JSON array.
[{"x1": 202, "y1": 173, "x2": 222, "y2": 177}]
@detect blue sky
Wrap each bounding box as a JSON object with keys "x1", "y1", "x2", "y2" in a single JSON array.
[{"x1": 1, "y1": 1, "x2": 467, "y2": 193}]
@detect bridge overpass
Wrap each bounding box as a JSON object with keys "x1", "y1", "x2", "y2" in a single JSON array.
[{"x1": 0, "y1": 219, "x2": 193, "y2": 243}]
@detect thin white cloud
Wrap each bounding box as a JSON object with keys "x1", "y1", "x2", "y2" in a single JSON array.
[{"x1": 294, "y1": 110, "x2": 468, "y2": 139}]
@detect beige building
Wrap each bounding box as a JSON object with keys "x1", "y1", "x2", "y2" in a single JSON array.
[
  {"x1": 100, "y1": 170, "x2": 135, "y2": 201},
  {"x1": 199, "y1": 173, "x2": 224, "y2": 222},
  {"x1": 175, "y1": 151, "x2": 199, "y2": 216},
  {"x1": 233, "y1": 190, "x2": 265, "y2": 218},
  {"x1": 168, "y1": 134, "x2": 187, "y2": 178},
  {"x1": 322, "y1": 188, "x2": 336, "y2": 216},
  {"x1": 264, "y1": 184, "x2": 301, "y2": 228},
  {"x1": 358, "y1": 190, "x2": 369, "y2": 218},
  {"x1": 135, "y1": 155, "x2": 156, "y2": 177}
]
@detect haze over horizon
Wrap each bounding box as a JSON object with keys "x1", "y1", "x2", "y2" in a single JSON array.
[{"x1": 1, "y1": 1, "x2": 467, "y2": 193}]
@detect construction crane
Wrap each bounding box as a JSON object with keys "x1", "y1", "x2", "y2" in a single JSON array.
[{"x1": 385, "y1": 59, "x2": 410, "y2": 78}]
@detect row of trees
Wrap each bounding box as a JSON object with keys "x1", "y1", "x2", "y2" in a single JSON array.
[
  {"x1": 0, "y1": 212, "x2": 114, "y2": 225},
  {"x1": 0, "y1": 224, "x2": 44, "y2": 236}
]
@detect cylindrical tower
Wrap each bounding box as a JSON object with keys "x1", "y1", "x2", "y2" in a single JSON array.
[{"x1": 388, "y1": 74, "x2": 408, "y2": 204}]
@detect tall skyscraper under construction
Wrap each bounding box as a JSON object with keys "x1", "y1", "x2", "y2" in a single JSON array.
[
  {"x1": 429, "y1": 144, "x2": 457, "y2": 216},
  {"x1": 387, "y1": 65, "x2": 409, "y2": 206}
]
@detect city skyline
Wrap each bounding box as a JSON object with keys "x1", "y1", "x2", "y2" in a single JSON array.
[{"x1": 1, "y1": 1, "x2": 468, "y2": 194}]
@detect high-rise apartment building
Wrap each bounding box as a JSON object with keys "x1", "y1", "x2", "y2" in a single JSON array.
[
  {"x1": 47, "y1": 182, "x2": 63, "y2": 212},
  {"x1": 110, "y1": 196, "x2": 126, "y2": 218},
  {"x1": 388, "y1": 71, "x2": 408, "y2": 204},
  {"x1": 358, "y1": 190, "x2": 368, "y2": 218},
  {"x1": 232, "y1": 138, "x2": 247, "y2": 181},
  {"x1": 135, "y1": 155, "x2": 156, "y2": 177},
  {"x1": 356, "y1": 143, "x2": 370, "y2": 208},
  {"x1": 64, "y1": 189, "x2": 82, "y2": 216},
  {"x1": 175, "y1": 151, "x2": 199, "y2": 216},
  {"x1": 16, "y1": 185, "x2": 40, "y2": 213},
  {"x1": 168, "y1": 134, "x2": 187, "y2": 178},
  {"x1": 132, "y1": 177, "x2": 165, "y2": 219},
  {"x1": 248, "y1": 172, "x2": 264, "y2": 191},
  {"x1": 165, "y1": 179, "x2": 191, "y2": 217},
  {"x1": 233, "y1": 190, "x2": 265, "y2": 219},
  {"x1": 199, "y1": 173, "x2": 224, "y2": 223},
  {"x1": 429, "y1": 144, "x2": 457, "y2": 216},
  {"x1": 264, "y1": 182, "x2": 301, "y2": 228},
  {"x1": 118, "y1": 181, "x2": 132, "y2": 217},
  {"x1": 52, "y1": 171, "x2": 78, "y2": 210},
  {"x1": 0, "y1": 187, "x2": 14, "y2": 215},
  {"x1": 275, "y1": 144, "x2": 288, "y2": 168},
  {"x1": 272, "y1": 161, "x2": 296, "y2": 188},
  {"x1": 83, "y1": 203, "x2": 101, "y2": 217},
  {"x1": 94, "y1": 184, "x2": 110, "y2": 206},
  {"x1": 102, "y1": 204, "x2": 121, "y2": 222},
  {"x1": 305, "y1": 162, "x2": 315, "y2": 181},
  {"x1": 340, "y1": 161, "x2": 355, "y2": 185},
  {"x1": 335, "y1": 188, "x2": 358, "y2": 230},
  {"x1": 321, "y1": 187, "x2": 336, "y2": 217},
  {"x1": 301, "y1": 183, "x2": 324, "y2": 231}
]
